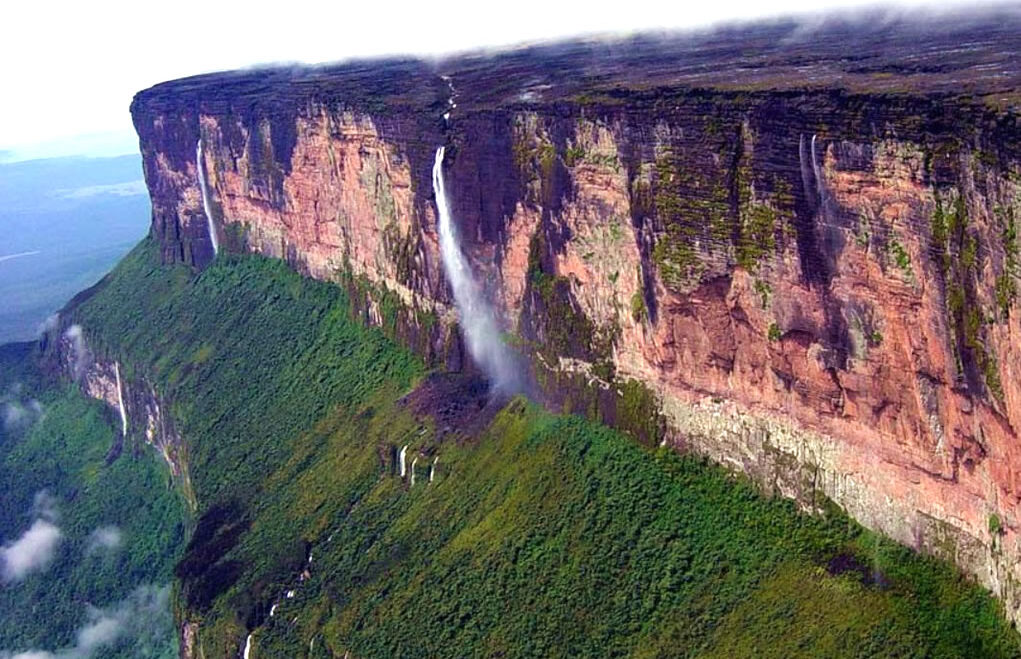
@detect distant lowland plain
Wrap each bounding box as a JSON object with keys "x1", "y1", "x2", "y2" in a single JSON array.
[{"x1": 0, "y1": 154, "x2": 150, "y2": 343}]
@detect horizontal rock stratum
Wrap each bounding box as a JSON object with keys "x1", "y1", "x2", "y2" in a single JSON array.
[{"x1": 130, "y1": 9, "x2": 1021, "y2": 622}]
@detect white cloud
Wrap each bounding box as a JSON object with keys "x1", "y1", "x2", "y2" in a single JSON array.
[
  {"x1": 0, "y1": 495, "x2": 168, "y2": 657},
  {"x1": 53, "y1": 181, "x2": 147, "y2": 200},
  {"x1": 2, "y1": 399, "x2": 44, "y2": 431},
  {"x1": 38, "y1": 314, "x2": 59, "y2": 336},
  {"x1": 2, "y1": 403, "x2": 28, "y2": 430},
  {"x1": 32, "y1": 491, "x2": 59, "y2": 522},
  {"x1": 1, "y1": 384, "x2": 43, "y2": 432},
  {"x1": 1, "y1": 492, "x2": 61, "y2": 583},
  {"x1": 85, "y1": 527, "x2": 121, "y2": 554},
  {"x1": 74, "y1": 615, "x2": 122, "y2": 652},
  {"x1": 1, "y1": 519, "x2": 62, "y2": 582},
  {"x1": 0, "y1": 585, "x2": 171, "y2": 659}
]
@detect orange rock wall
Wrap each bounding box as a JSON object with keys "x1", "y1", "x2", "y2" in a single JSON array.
[{"x1": 132, "y1": 88, "x2": 1021, "y2": 621}]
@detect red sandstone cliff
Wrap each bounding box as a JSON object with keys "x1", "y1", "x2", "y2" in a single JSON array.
[{"x1": 130, "y1": 14, "x2": 1021, "y2": 621}]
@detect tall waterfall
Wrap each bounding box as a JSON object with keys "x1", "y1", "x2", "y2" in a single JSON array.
[
  {"x1": 242, "y1": 633, "x2": 253, "y2": 659},
  {"x1": 196, "y1": 140, "x2": 220, "y2": 256},
  {"x1": 432, "y1": 147, "x2": 520, "y2": 392},
  {"x1": 810, "y1": 134, "x2": 830, "y2": 219},
  {"x1": 798, "y1": 133, "x2": 831, "y2": 219},
  {"x1": 399, "y1": 445, "x2": 408, "y2": 478},
  {"x1": 798, "y1": 134, "x2": 814, "y2": 208},
  {"x1": 810, "y1": 134, "x2": 823, "y2": 203},
  {"x1": 114, "y1": 362, "x2": 128, "y2": 438}
]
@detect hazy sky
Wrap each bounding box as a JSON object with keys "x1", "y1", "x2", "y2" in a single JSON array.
[{"x1": 0, "y1": 0, "x2": 1002, "y2": 159}]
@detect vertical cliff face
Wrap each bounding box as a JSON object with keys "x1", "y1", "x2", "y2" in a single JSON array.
[
  {"x1": 48, "y1": 318, "x2": 196, "y2": 509},
  {"x1": 440, "y1": 98, "x2": 1021, "y2": 623},
  {"x1": 129, "y1": 20, "x2": 1021, "y2": 621},
  {"x1": 132, "y1": 62, "x2": 462, "y2": 364}
]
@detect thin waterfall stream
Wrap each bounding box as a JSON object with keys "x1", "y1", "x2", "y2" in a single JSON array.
[
  {"x1": 196, "y1": 140, "x2": 220, "y2": 255},
  {"x1": 114, "y1": 362, "x2": 128, "y2": 438}
]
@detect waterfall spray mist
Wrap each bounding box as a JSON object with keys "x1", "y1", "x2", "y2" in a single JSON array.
[
  {"x1": 432, "y1": 146, "x2": 521, "y2": 392},
  {"x1": 196, "y1": 140, "x2": 219, "y2": 256},
  {"x1": 64, "y1": 325, "x2": 89, "y2": 380}
]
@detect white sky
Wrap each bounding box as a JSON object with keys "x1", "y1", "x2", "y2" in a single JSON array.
[{"x1": 0, "y1": 0, "x2": 1000, "y2": 159}]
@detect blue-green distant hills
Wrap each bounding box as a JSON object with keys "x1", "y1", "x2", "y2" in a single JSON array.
[{"x1": 0, "y1": 154, "x2": 150, "y2": 343}]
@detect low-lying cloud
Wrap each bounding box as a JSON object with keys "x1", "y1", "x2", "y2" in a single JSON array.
[
  {"x1": 2, "y1": 401, "x2": 32, "y2": 430},
  {"x1": 85, "y1": 527, "x2": 121, "y2": 554},
  {"x1": 37, "y1": 314, "x2": 59, "y2": 337},
  {"x1": 32, "y1": 491, "x2": 59, "y2": 521},
  {"x1": 0, "y1": 490, "x2": 173, "y2": 657},
  {"x1": 53, "y1": 180, "x2": 147, "y2": 200},
  {"x1": 1, "y1": 492, "x2": 61, "y2": 583},
  {"x1": 0, "y1": 585, "x2": 171, "y2": 659},
  {"x1": 1, "y1": 384, "x2": 44, "y2": 432},
  {"x1": 1, "y1": 522, "x2": 61, "y2": 583}
]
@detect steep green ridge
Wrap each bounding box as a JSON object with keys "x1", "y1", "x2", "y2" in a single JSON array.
[
  {"x1": 5, "y1": 239, "x2": 1019, "y2": 657},
  {"x1": 0, "y1": 344, "x2": 184, "y2": 656},
  {"x1": 240, "y1": 399, "x2": 1021, "y2": 658}
]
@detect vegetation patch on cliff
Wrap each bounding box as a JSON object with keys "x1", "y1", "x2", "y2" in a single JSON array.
[
  {"x1": 994, "y1": 204, "x2": 1018, "y2": 318},
  {"x1": 931, "y1": 189, "x2": 1006, "y2": 403},
  {"x1": 524, "y1": 232, "x2": 617, "y2": 380},
  {"x1": 649, "y1": 133, "x2": 791, "y2": 287},
  {"x1": 651, "y1": 146, "x2": 728, "y2": 287}
]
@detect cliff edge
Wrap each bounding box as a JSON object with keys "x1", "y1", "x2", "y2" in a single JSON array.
[{"x1": 130, "y1": 8, "x2": 1021, "y2": 622}]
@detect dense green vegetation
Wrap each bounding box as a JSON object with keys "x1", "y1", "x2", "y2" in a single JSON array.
[
  {"x1": 0, "y1": 345, "x2": 184, "y2": 656},
  {"x1": 3, "y1": 237, "x2": 1018, "y2": 657},
  {"x1": 228, "y1": 398, "x2": 1017, "y2": 659},
  {"x1": 73, "y1": 239, "x2": 422, "y2": 508}
]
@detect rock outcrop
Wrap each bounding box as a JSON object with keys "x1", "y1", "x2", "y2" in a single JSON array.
[
  {"x1": 129, "y1": 12, "x2": 1021, "y2": 621},
  {"x1": 50, "y1": 319, "x2": 196, "y2": 509}
]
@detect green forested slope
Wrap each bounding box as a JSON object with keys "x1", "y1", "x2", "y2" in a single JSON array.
[
  {"x1": 228, "y1": 395, "x2": 1021, "y2": 659},
  {"x1": 0, "y1": 344, "x2": 184, "y2": 656},
  {"x1": 2, "y1": 238, "x2": 1018, "y2": 657}
]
